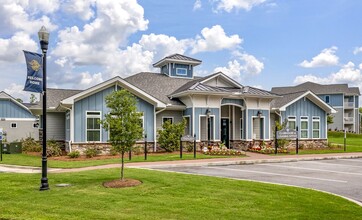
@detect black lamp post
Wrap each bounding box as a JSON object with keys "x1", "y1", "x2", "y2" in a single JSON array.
[
  {"x1": 38, "y1": 26, "x2": 49, "y2": 191},
  {"x1": 206, "y1": 108, "x2": 211, "y2": 148}
]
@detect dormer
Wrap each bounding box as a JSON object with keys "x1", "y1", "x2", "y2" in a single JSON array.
[{"x1": 153, "y1": 54, "x2": 202, "y2": 79}]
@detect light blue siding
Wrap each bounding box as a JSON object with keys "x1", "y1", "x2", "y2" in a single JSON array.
[
  {"x1": 281, "y1": 97, "x2": 327, "y2": 139},
  {"x1": 247, "y1": 109, "x2": 270, "y2": 140},
  {"x1": 318, "y1": 94, "x2": 343, "y2": 106},
  {"x1": 221, "y1": 98, "x2": 244, "y2": 106},
  {"x1": 183, "y1": 108, "x2": 193, "y2": 135},
  {"x1": 74, "y1": 86, "x2": 155, "y2": 142},
  {"x1": 170, "y1": 64, "x2": 193, "y2": 78},
  {"x1": 0, "y1": 100, "x2": 34, "y2": 118},
  {"x1": 194, "y1": 107, "x2": 220, "y2": 140}
]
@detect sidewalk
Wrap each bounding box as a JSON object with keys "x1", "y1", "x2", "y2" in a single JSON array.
[{"x1": 1, "y1": 152, "x2": 362, "y2": 174}]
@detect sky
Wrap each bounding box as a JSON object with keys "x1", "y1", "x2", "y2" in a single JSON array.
[{"x1": 1, "y1": 0, "x2": 362, "y2": 102}]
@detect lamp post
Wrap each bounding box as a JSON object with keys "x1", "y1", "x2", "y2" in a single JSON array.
[
  {"x1": 38, "y1": 26, "x2": 49, "y2": 191},
  {"x1": 206, "y1": 109, "x2": 211, "y2": 148}
]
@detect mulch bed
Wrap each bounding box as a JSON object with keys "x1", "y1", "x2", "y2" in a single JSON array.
[{"x1": 103, "y1": 179, "x2": 142, "y2": 188}]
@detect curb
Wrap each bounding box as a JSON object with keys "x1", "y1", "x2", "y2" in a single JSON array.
[{"x1": 130, "y1": 154, "x2": 362, "y2": 168}]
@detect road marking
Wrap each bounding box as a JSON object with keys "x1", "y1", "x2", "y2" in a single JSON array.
[
  {"x1": 206, "y1": 166, "x2": 347, "y2": 183},
  {"x1": 307, "y1": 161, "x2": 362, "y2": 168},
  {"x1": 257, "y1": 163, "x2": 362, "y2": 176}
]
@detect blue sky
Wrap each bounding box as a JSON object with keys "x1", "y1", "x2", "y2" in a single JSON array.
[{"x1": 1, "y1": 0, "x2": 362, "y2": 102}]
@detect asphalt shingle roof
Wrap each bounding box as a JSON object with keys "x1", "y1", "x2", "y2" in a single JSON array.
[
  {"x1": 125, "y1": 72, "x2": 198, "y2": 106},
  {"x1": 153, "y1": 54, "x2": 202, "y2": 67},
  {"x1": 270, "y1": 91, "x2": 307, "y2": 109},
  {"x1": 271, "y1": 81, "x2": 360, "y2": 95},
  {"x1": 30, "y1": 88, "x2": 83, "y2": 109}
]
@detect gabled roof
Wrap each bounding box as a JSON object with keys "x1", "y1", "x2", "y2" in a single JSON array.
[
  {"x1": 0, "y1": 91, "x2": 32, "y2": 113},
  {"x1": 170, "y1": 72, "x2": 278, "y2": 98},
  {"x1": 153, "y1": 53, "x2": 202, "y2": 67},
  {"x1": 271, "y1": 81, "x2": 360, "y2": 96},
  {"x1": 61, "y1": 76, "x2": 167, "y2": 108},
  {"x1": 271, "y1": 90, "x2": 336, "y2": 114},
  {"x1": 125, "y1": 72, "x2": 198, "y2": 106}
]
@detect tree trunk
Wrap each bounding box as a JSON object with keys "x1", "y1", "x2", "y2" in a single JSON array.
[{"x1": 121, "y1": 151, "x2": 125, "y2": 181}]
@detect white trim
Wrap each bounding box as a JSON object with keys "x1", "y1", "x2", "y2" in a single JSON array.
[
  {"x1": 232, "y1": 105, "x2": 235, "y2": 140},
  {"x1": 0, "y1": 118, "x2": 37, "y2": 122},
  {"x1": 175, "y1": 67, "x2": 188, "y2": 76},
  {"x1": 70, "y1": 107, "x2": 75, "y2": 142},
  {"x1": 312, "y1": 116, "x2": 320, "y2": 139},
  {"x1": 0, "y1": 91, "x2": 33, "y2": 114},
  {"x1": 251, "y1": 116, "x2": 266, "y2": 140},
  {"x1": 198, "y1": 114, "x2": 215, "y2": 142},
  {"x1": 61, "y1": 77, "x2": 166, "y2": 108},
  {"x1": 240, "y1": 117, "x2": 243, "y2": 140},
  {"x1": 300, "y1": 116, "x2": 309, "y2": 139},
  {"x1": 162, "y1": 116, "x2": 174, "y2": 125},
  {"x1": 279, "y1": 91, "x2": 336, "y2": 114},
  {"x1": 85, "y1": 111, "x2": 102, "y2": 142},
  {"x1": 200, "y1": 72, "x2": 242, "y2": 89},
  {"x1": 287, "y1": 116, "x2": 296, "y2": 129}
]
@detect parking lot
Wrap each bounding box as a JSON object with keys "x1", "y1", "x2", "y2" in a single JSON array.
[{"x1": 154, "y1": 158, "x2": 362, "y2": 204}]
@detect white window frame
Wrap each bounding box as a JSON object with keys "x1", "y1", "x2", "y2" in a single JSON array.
[
  {"x1": 300, "y1": 116, "x2": 309, "y2": 139},
  {"x1": 86, "y1": 111, "x2": 102, "y2": 142},
  {"x1": 162, "y1": 117, "x2": 174, "y2": 125},
  {"x1": 10, "y1": 122, "x2": 17, "y2": 128},
  {"x1": 312, "y1": 116, "x2": 320, "y2": 139},
  {"x1": 175, "y1": 67, "x2": 188, "y2": 76},
  {"x1": 287, "y1": 116, "x2": 296, "y2": 130}
]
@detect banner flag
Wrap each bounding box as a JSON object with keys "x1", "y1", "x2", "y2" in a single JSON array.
[{"x1": 23, "y1": 50, "x2": 43, "y2": 93}]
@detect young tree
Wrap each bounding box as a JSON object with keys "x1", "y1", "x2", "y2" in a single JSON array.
[
  {"x1": 101, "y1": 89, "x2": 143, "y2": 180},
  {"x1": 30, "y1": 94, "x2": 37, "y2": 103}
]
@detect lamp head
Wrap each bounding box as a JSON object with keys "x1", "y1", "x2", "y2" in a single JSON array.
[{"x1": 38, "y1": 26, "x2": 49, "y2": 51}]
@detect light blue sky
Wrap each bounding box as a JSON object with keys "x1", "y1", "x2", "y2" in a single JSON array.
[{"x1": 1, "y1": 0, "x2": 362, "y2": 102}]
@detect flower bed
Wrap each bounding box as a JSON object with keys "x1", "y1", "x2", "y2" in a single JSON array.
[
  {"x1": 249, "y1": 145, "x2": 289, "y2": 154},
  {"x1": 203, "y1": 146, "x2": 246, "y2": 156}
]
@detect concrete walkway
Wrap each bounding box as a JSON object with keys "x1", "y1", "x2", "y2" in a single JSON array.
[{"x1": 1, "y1": 152, "x2": 362, "y2": 173}]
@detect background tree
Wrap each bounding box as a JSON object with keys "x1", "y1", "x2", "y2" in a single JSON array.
[
  {"x1": 16, "y1": 98, "x2": 23, "y2": 103},
  {"x1": 327, "y1": 114, "x2": 334, "y2": 124},
  {"x1": 101, "y1": 89, "x2": 143, "y2": 181},
  {"x1": 158, "y1": 119, "x2": 186, "y2": 152},
  {"x1": 30, "y1": 94, "x2": 37, "y2": 103}
]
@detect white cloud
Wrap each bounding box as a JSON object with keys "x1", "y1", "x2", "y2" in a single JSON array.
[
  {"x1": 0, "y1": 1, "x2": 57, "y2": 35},
  {"x1": 62, "y1": 0, "x2": 96, "y2": 20},
  {"x1": 353, "y1": 47, "x2": 362, "y2": 55},
  {"x1": 0, "y1": 32, "x2": 38, "y2": 63},
  {"x1": 52, "y1": 0, "x2": 149, "y2": 68},
  {"x1": 213, "y1": 52, "x2": 264, "y2": 82},
  {"x1": 214, "y1": 0, "x2": 267, "y2": 12},
  {"x1": 299, "y1": 46, "x2": 339, "y2": 68},
  {"x1": 294, "y1": 62, "x2": 362, "y2": 85},
  {"x1": 191, "y1": 25, "x2": 242, "y2": 54},
  {"x1": 4, "y1": 83, "x2": 39, "y2": 103},
  {"x1": 79, "y1": 72, "x2": 104, "y2": 88},
  {"x1": 193, "y1": 0, "x2": 202, "y2": 11},
  {"x1": 214, "y1": 60, "x2": 243, "y2": 82}
]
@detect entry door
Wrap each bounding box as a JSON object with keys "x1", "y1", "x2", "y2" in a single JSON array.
[
  {"x1": 221, "y1": 118, "x2": 229, "y2": 148},
  {"x1": 252, "y1": 118, "x2": 264, "y2": 139}
]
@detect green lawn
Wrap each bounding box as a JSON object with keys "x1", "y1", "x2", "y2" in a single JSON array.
[
  {"x1": 0, "y1": 168, "x2": 361, "y2": 219},
  {"x1": 0, "y1": 152, "x2": 236, "y2": 168}
]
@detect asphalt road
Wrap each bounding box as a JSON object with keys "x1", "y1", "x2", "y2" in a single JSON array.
[{"x1": 153, "y1": 158, "x2": 362, "y2": 204}]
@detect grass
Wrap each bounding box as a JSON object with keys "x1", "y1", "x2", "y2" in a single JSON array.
[
  {"x1": 0, "y1": 152, "x2": 237, "y2": 168},
  {"x1": 0, "y1": 168, "x2": 361, "y2": 219}
]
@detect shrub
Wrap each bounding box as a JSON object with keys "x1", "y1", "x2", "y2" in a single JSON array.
[
  {"x1": 132, "y1": 146, "x2": 143, "y2": 155},
  {"x1": 21, "y1": 137, "x2": 41, "y2": 153},
  {"x1": 68, "y1": 151, "x2": 80, "y2": 158},
  {"x1": 46, "y1": 140, "x2": 62, "y2": 157},
  {"x1": 158, "y1": 119, "x2": 186, "y2": 152},
  {"x1": 85, "y1": 146, "x2": 100, "y2": 158},
  {"x1": 109, "y1": 147, "x2": 118, "y2": 156},
  {"x1": 185, "y1": 142, "x2": 194, "y2": 152}
]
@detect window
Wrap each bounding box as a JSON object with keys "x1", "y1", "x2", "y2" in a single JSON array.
[
  {"x1": 176, "y1": 68, "x2": 187, "y2": 76},
  {"x1": 325, "y1": 96, "x2": 330, "y2": 104},
  {"x1": 183, "y1": 116, "x2": 191, "y2": 135},
  {"x1": 86, "y1": 111, "x2": 101, "y2": 142},
  {"x1": 162, "y1": 117, "x2": 173, "y2": 125},
  {"x1": 287, "y1": 116, "x2": 296, "y2": 130},
  {"x1": 300, "y1": 116, "x2": 308, "y2": 139},
  {"x1": 312, "y1": 116, "x2": 320, "y2": 139},
  {"x1": 10, "y1": 123, "x2": 17, "y2": 128}
]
